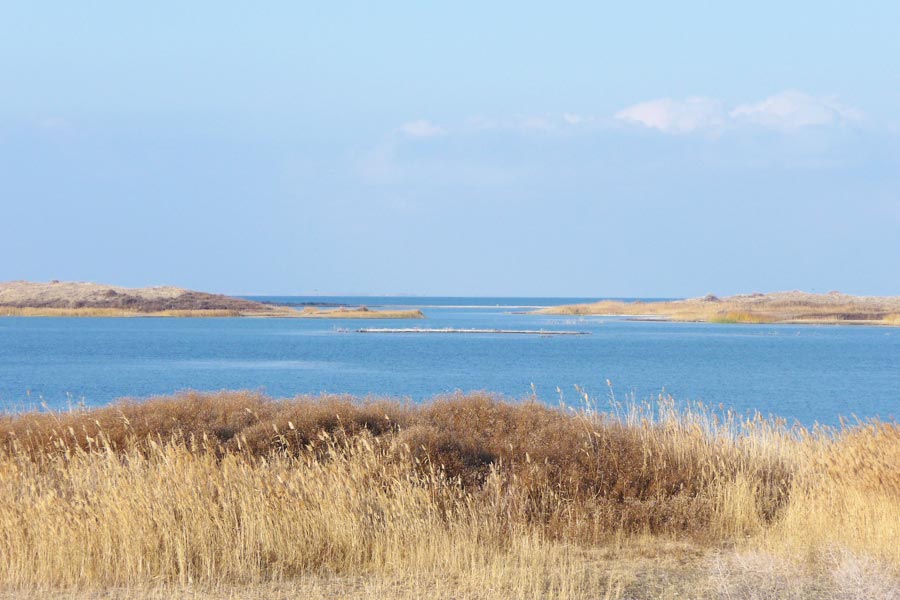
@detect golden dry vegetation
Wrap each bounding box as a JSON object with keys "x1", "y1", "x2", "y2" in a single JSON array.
[
  {"x1": 0, "y1": 391, "x2": 898, "y2": 598},
  {"x1": 296, "y1": 306, "x2": 425, "y2": 319},
  {"x1": 536, "y1": 291, "x2": 900, "y2": 326}
]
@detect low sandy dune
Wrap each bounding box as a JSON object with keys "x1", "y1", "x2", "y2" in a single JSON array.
[
  {"x1": 536, "y1": 291, "x2": 900, "y2": 325},
  {"x1": 0, "y1": 280, "x2": 289, "y2": 316}
]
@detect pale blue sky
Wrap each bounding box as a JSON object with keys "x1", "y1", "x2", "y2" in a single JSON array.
[{"x1": 2, "y1": 1, "x2": 899, "y2": 296}]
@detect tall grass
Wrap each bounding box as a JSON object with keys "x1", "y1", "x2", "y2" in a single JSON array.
[{"x1": 0, "y1": 392, "x2": 897, "y2": 597}]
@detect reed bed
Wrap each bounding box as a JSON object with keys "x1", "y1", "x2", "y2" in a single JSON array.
[{"x1": 0, "y1": 391, "x2": 897, "y2": 598}]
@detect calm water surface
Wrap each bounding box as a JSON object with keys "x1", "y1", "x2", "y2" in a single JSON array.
[{"x1": 1, "y1": 297, "x2": 898, "y2": 425}]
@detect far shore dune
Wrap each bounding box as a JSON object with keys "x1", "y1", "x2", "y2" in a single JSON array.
[
  {"x1": 0, "y1": 280, "x2": 294, "y2": 317},
  {"x1": 0, "y1": 281, "x2": 427, "y2": 319},
  {"x1": 536, "y1": 291, "x2": 900, "y2": 326}
]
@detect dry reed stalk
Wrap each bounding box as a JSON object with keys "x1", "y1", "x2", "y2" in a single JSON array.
[{"x1": 0, "y1": 392, "x2": 896, "y2": 597}]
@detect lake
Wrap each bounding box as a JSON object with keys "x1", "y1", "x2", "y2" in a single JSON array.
[{"x1": 1, "y1": 296, "x2": 898, "y2": 425}]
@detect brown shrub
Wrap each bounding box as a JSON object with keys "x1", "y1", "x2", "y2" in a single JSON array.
[{"x1": 0, "y1": 391, "x2": 792, "y2": 537}]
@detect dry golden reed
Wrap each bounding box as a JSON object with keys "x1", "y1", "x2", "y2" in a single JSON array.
[{"x1": 0, "y1": 391, "x2": 898, "y2": 598}]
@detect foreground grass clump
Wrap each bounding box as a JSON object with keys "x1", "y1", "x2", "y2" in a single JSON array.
[{"x1": 0, "y1": 392, "x2": 898, "y2": 598}]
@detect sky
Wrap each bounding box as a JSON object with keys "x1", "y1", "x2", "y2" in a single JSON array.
[{"x1": 1, "y1": 1, "x2": 899, "y2": 297}]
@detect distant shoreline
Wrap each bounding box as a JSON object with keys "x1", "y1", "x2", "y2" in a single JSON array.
[
  {"x1": 0, "y1": 281, "x2": 293, "y2": 318},
  {"x1": 536, "y1": 291, "x2": 900, "y2": 326},
  {"x1": 356, "y1": 327, "x2": 587, "y2": 335},
  {"x1": 6, "y1": 283, "x2": 899, "y2": 325},
  {"x1": 0, "y1": 281, "x2": 423, "y2": 319},
  {"x1": 295, "y1": 306, "x2": 425, "y2": 319}
]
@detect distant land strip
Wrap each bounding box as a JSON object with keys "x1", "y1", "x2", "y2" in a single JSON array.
[
  {"x1": 297, "y1": 306, "x2": 424, "y2": 319},
  {"x1": 357, "y1": 327, "x2": 588, "y2": 335},
  {"x1": 0, "y1": 280, "x2": 293, "y2": 317},
  {"x1": 536, "y1": 291, "x2": 900, "y2": 326},
  {"x1": 0, "y1": 281, "x2": 422, "y2": 319}
]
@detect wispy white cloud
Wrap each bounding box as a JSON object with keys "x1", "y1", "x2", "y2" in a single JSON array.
[
  {"x1": 617, "y1": 91, "x2": 863, "y2": 134},
  {"x1": 730, "y1": 90, "x2": 862, "y2": 130},
  {"x1": 461, "y1": 113, "x2": 601, "y2": 134},
  {"x1": 460, "y1": 115, "x2": 547, "y2": 133},
  {"x1": 615, "y1": 97, "x2": 725, "y2": 134},
  {"x1": 37, "y1": 117, "x2": 73, "y2": 134},
  {"x1": 562, "y1": 113, "x2": 590, "y2": 125},
  {"x1": 387, "y1": 91, "x2": 865, "y2": 148},
  {"x1": 398, "y1": 119, "x2": 446, "y2": 138},
  {"x1": 356, "y1": 137, "x2": 519, "y2": 188},
  {"x1": 516, "y1": 115, "x2": 557, "y2": 132},
  {"x1": 357, "y1": 142, "x2": 399, "y2": 183}
]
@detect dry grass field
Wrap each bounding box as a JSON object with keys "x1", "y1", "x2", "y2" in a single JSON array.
[
  {"x1": 0, "y1": 391, "x2": 898, "y2": 598},
  {"x1": 536, "y1": 291, "x2": 900, "y2": 326}
]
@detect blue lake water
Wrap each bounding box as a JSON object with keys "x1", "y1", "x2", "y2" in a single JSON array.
[{"x1": 1, "y1": 297, "x2": 898, "y2": 425}]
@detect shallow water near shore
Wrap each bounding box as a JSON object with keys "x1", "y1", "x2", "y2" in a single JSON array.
[{"x1": 1, "y1": 296, "x2": 898, "y2": 425}]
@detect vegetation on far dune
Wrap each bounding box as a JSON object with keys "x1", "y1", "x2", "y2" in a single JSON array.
[
  {"x1": 0, "y1": 307, "x2": 246, "y2": 318},
  {"x1": 0, "y1": 280, "x2": 294, "y2": 317},
  {"x1": 707, "y1": 310, "x2": 778, "y2": 324},
  {"x1": 1, "y1": 391, "x2": 898, "y2": 598},
  {"x1": 0, "y1": 281, "x2": 426, "y2": 319},
  {"x1": 296, "y1": 305, "x2": 425, "y2": 319},
  {"x1": 537, "y1": 291, "x2": 900, "y2": 326}
]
